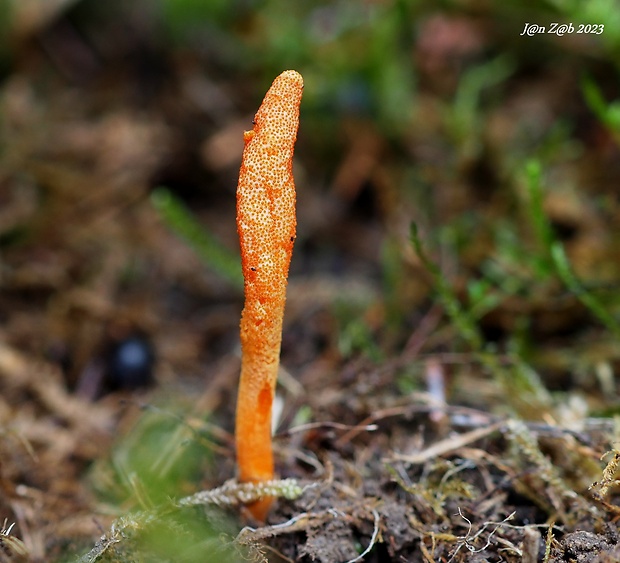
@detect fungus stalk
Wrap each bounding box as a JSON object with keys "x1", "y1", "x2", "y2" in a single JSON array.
[{"x1": 235, "y1": 70, "x2": 303, "y2": 520}]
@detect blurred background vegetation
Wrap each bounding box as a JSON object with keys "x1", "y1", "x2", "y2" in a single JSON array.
[{"x1": 0, "y1": 0, "x2": 619, "y2": 559}]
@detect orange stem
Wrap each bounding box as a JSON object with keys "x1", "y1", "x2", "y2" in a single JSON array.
[{"x1": 235, "y1": 70, "x2": 303, "y2": 520}]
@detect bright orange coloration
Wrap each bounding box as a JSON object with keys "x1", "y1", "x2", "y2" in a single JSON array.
[{"x1": 235, "y1": 70, "x2": 303, "y2": 520}]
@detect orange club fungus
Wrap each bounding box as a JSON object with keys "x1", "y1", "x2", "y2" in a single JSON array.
[{"x1": 235, "y1": 70, "x2": 303, "y2": 520}]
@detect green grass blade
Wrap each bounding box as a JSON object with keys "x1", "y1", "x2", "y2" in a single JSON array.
[
  {"x1": 551, "y1": 242, "x2": 620, "y2": 339},
  {"x1": 151, "y1": 187, "x2": 243, "y2": 289}
]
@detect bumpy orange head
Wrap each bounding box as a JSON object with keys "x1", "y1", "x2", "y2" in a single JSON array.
[{"x1": 235, "y1": 70, "x2": 303, "y2": 520}]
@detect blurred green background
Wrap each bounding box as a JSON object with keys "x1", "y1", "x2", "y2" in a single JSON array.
[
  {"x1": 1, "y1": 0, "x2": 620, "y2": 559},
  {"x1": 2, "y1": 0, "x2": 620, "y2": 475}
]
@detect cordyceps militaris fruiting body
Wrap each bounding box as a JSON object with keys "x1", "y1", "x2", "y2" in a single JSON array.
[{"x1": 235, "y1": 70, "x2": 303, "y2": 520}]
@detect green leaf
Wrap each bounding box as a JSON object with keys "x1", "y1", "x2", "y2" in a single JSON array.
[{"x1": 151, "y1": 187, "x2": 243, "y2": 289}]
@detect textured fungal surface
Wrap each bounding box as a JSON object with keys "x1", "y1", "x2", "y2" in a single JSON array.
[{"x1": 235, "y1": 70, "x2": 303, "y2": 517}]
